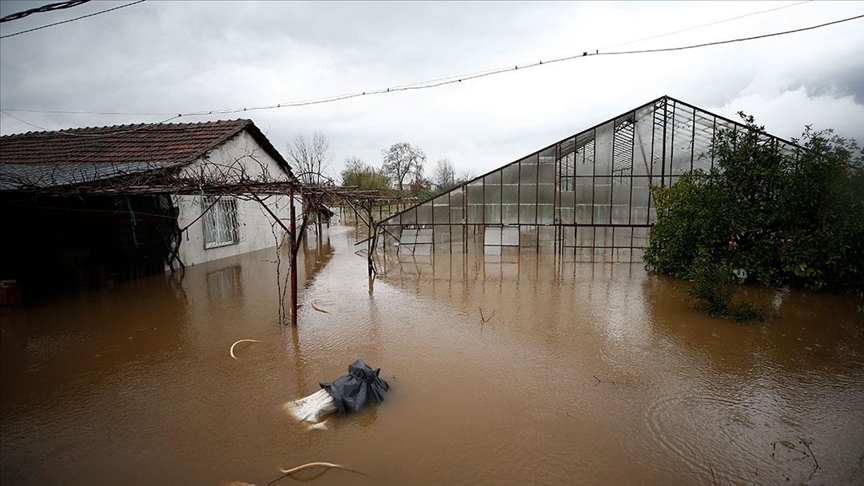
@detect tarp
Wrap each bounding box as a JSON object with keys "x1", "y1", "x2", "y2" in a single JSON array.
[{"x1": 320, "y1": 359, "x2": 390, "y2": 416}]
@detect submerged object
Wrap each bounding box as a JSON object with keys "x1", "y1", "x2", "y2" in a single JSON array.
[{"x1": 285, "y1": 359, "x2": 390, "y2": 426}]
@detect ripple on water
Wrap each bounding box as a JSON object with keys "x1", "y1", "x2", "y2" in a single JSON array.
[{"x1": 635, "y1": 387, "x2": 789, "y2": 485}]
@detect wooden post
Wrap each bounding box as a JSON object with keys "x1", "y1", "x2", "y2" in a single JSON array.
[{"x1": 290, "y1": 185, "x2": 298, "y2": 327}]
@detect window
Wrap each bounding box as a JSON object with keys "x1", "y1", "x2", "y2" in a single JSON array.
[{"x1": 202, "y1": 196, "x2": 240, "y2": 249}]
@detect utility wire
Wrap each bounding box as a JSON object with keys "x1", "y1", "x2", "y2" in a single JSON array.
[
  {"x1": 0, "y1": 0, "x2": 819, "y2": 117},
  {"x1": 2, "y1": 12, "x2": 862, "y2": 127},
  {"x1": 597, "y1": 0, "x2": 812, "y2": 51},
  {"x1": 172, "y1": 13, "x2": 864, "y2": 118},
  {"x1": 1, "y1": 110, "x2": 52, "y2": 131},
  {"x1": 0, "y1": 0, "x2": 144, "y2": 39},
  {"x1": 0, "y1": 0, "x2": 90, "y2": 23}
]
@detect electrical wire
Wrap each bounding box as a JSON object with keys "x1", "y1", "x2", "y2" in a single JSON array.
[
  {"x1": 2, "y1": 12, "x2": 862, "y2": 127},
  {"x1": 1, "y1": 110, "x2": 51, "y2": 131},
  {"x1": 0, "y1": 0, "x2": 144, "y2": 39},
  {"x1": 0, "y1": 0, "x2": 91, "y2": 23},
  {"x1": 597, "y1": 0, "x2": 812, "y2": 51},
  {"x1": 172, "y1": 13, "x2": 864, "y2": 118}
]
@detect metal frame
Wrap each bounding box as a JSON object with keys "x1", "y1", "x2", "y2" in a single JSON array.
[{"x1": 376, "y1": 95, "x2": 802, "y2": 262}]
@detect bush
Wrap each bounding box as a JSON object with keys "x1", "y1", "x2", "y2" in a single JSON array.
[
  {"x1": 645, "y1": 113, "x2": 864, "y2": 319},
  {"x1": 645, "y1": 114, "x2": 864, "y2": 292}
]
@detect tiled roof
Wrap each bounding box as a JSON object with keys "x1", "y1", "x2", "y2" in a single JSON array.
[{"x1": 0, "y1": 119, "x2": 289, "y2": 190}]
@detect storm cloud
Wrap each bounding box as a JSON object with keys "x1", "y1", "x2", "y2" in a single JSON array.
[{"x1": 1, "y1": 1, "x2": 862, "y2": 178}]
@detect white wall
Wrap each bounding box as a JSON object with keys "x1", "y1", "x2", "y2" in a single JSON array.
[{"x1": 173, "y1": 130, "x2": 302, "y2": 267}]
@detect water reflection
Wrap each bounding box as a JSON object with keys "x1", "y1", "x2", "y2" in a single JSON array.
[{"x1": 2, "y1": 225, "x2": 862, "y2": 486}]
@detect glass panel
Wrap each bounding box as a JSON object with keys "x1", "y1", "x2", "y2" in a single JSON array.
[
  {"x1": 484, "y1": 180, "x2": 501, "y2": 204},
  {"x1": 593, "y1": 204, "x2": 611, "y2": 224},
  {"x1": 502, "y1": 204, "x2": 519, "y2": 224},
  {"x1": 484, "y1": 204, "x2": 501, "y2": 224},
  {"x1": 417, "y1": 202, "x2": 433, "y2": 224},
  {"x1": 576, "y1": 226, "x2": 593, "y2": 247},
  {"x1": 450, "y1": 206, "x2": 464, "y2": 223},
  {"x1": 467, "y1": 182, "x2": 483, "y2": 204},
  {"x1": 537, "y1": 184, "x2": 554, "y2": 205},
  {"x1": 485, "y1": 226, "x2": 501, "y2": 245},
  {"x1": 502, "y1": 185, "x2": 519, "y2": 204},
  {"x1": 594, "y1": 121, "x2": 614, "y2": 177},
  {"x1": 520, "y1": 204, "x2": 536, "y2": 224},
  {"x1": 485, "y1": 169, "x2": 502, "y2": 185},
  {"x1": 575, "y1": 204, "x2": 592, "y2": 224},
  {"x1": 614, "y1": 227, "x2": 633, "y2": 247},
  {"x1": 559, "y1": 207, "x2": 574, "y2": 225},
  {"x1": 540, "y1": 158, "x2": 555, "y2": 184},
  {"x1": 501, "y1": 227, "x2": 519, "y2": 246},
  {"x1": 434, "y1": 204, "x2": 448, "y2": 224},
  {"x1": 520, "y1": 186, "x2": 537, "y2": 204},
  {"x1": 502, "y1": 163, "x2": 520, "y2": 185},
  {"x1": 538, "y1": 204, "x2": 554, "y2": 224},
  {"x1": 521, "y1": 155, "x2": 538, "y2": 183},
  {"x1": 575, "y1": 138, "x2": 595, "y2": 176},
  {"x1": 612, "y1": 204, "x2": 630, "y2": 225},
  {"x1": 467, "y1": 204, "x2": 483, "y2": 224},
  {"x1": 612, "y1": 184, "x2": 630, "y2": 205}
]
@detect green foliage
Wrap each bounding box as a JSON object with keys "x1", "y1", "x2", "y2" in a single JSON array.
[
  {"x1": 685, "y1": 254, "x2": 768, "y2": 322},
  {"x1": 645, "y1": 113, "x2": 864, "y2": 318},
  {"x1": 340, "y1": 157, "x2": 391, "y2": 190}
]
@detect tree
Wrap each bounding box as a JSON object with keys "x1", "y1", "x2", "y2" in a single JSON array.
[
  {"x1": 432, "y1": 158, "x2": 456, "y2": 191},
  {"x1": 286, "y1": 131, "x2": 332, "y2": 185},
  {"x1": 454, "y1": 170, "x2": 477, "y2": 186},
  {"x1": 382, "y1": 142, "x2": 425, "y2": 191},
  {"x1": 644, "y1": 113, "x2": 864, "y2": 317},
  {"x1": 340, "y1": 156, "x2": 390, "y2": 190}
]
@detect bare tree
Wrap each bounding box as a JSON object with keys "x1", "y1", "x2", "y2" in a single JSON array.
[
  {"x1": 382, "y1": 142, "x2": 425, "y2": 191},
  {"x1": 286, "y1": 131, "x2": 332, "y2": 185},
  {"x1": 454, "y1": 169, "x2": 477, "y2": 186},
  {"x1": 432, "y1": 158, "x2": 456, "y2": 191}
]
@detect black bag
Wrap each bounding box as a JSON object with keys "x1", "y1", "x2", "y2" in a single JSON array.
[{"x1": 320, "y1": 359, "x2": 390, "y2": 416}]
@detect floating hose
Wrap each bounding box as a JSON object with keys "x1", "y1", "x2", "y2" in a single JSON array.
[{"x1": 229, "y1": 339, "x2": 261, "y2": 359}]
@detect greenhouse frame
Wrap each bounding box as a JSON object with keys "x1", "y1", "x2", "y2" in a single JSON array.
[{"x1": 376, "y1": 95, "x2": 799, "y2": 262}]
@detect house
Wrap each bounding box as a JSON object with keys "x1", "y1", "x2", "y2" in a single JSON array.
[
  {"x1": 0, "y1": 119, "x2": 301, "y2": 296},
  {"x1": 378, "y1": 95, "x2": 799, "y2": 260}
]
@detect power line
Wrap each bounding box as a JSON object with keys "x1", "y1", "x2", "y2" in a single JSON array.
[
  {"x1": 598, "y1": 0, "x2": 812, "y2": 51},
  {"x1": 0, "y1": 1, "x2": 819, "y2": 118},
  {"x1": 0, "y1": 0, "x2": 145, "y2": 39},
  {"x1": 171, "y1": 13, "x2": 864, "y2": 118},
  {"x1": 2, "y1": 12, "x2": 863, "y2": 125},
  {"x1": 0, "y1": 0, "x2": 91, "y2": 23},
  {"x1": 0, "y1": 110, "x2": 51, "y2": 131},
  {"x1": 1, "y1": 109, "x2": 180, "y2": 136}
]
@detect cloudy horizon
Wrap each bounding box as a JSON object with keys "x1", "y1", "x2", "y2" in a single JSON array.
[{"x1": 1, "y1": 1, "x2": 862, "y2": 181}]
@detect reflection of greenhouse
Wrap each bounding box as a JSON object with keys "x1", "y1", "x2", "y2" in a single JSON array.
[{"x1": 377, "y1": 96, "x2": 797, "y2": 261}]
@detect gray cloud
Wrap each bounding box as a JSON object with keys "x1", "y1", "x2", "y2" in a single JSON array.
[{"x1": 2, "y1": 1, "x2": 862, "y2": 178}]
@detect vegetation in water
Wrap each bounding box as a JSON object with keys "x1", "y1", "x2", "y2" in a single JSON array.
[{"x1": 644, "y1": 113, "x2": 864, "y2": 320}]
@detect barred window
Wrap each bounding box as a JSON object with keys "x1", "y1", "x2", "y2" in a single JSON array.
[{"x1": 202, "y1": 196, "x2": 240, "y2": 249}]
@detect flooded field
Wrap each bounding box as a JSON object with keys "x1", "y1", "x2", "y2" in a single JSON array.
[{"x1": 2, "y1": 224, "x2": 863, "y2": 486}]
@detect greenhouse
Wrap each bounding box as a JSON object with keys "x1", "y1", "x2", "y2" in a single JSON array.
[{"x1": 376, "y1": 95, "x2": 798, "y2": 262}]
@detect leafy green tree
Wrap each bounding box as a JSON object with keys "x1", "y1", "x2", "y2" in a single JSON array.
[
  {"x1": 340, "y1": 157, "x2": 391, "y2": 190},
  {"x1": 645, "y1": 113, "x2": 863, "y2": 313}
]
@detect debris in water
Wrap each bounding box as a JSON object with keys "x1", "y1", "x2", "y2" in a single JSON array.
[
  {"x1": 285, "y1": 360, "x2": 390, "y2": 427},
  {"x1": 230, "y1": 339, "x2": 261, "y2": 359},
  {"x1": 311, "y1": 301, "x2": 330, "y2": 313},
  {"x1": 271, "y1": 462, "x2": 370, "y2": 484}
]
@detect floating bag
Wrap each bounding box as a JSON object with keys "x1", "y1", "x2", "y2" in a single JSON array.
[{"x1": 320, "y1": 359, "x2": 390, "y2": 416}]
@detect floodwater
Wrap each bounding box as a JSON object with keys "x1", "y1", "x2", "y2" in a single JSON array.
[{"x1": 2, "y1": 224, "x2": 863, "y2": 486}]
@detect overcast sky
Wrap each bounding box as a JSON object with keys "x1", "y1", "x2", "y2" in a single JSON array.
[{"x1": 1, "y1": 1, "x2": 862, "y2": 181}]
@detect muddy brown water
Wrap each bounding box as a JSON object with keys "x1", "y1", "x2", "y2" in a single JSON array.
[{"x1": 2, "y1": 224, "x2": 863, "y2": 486}]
